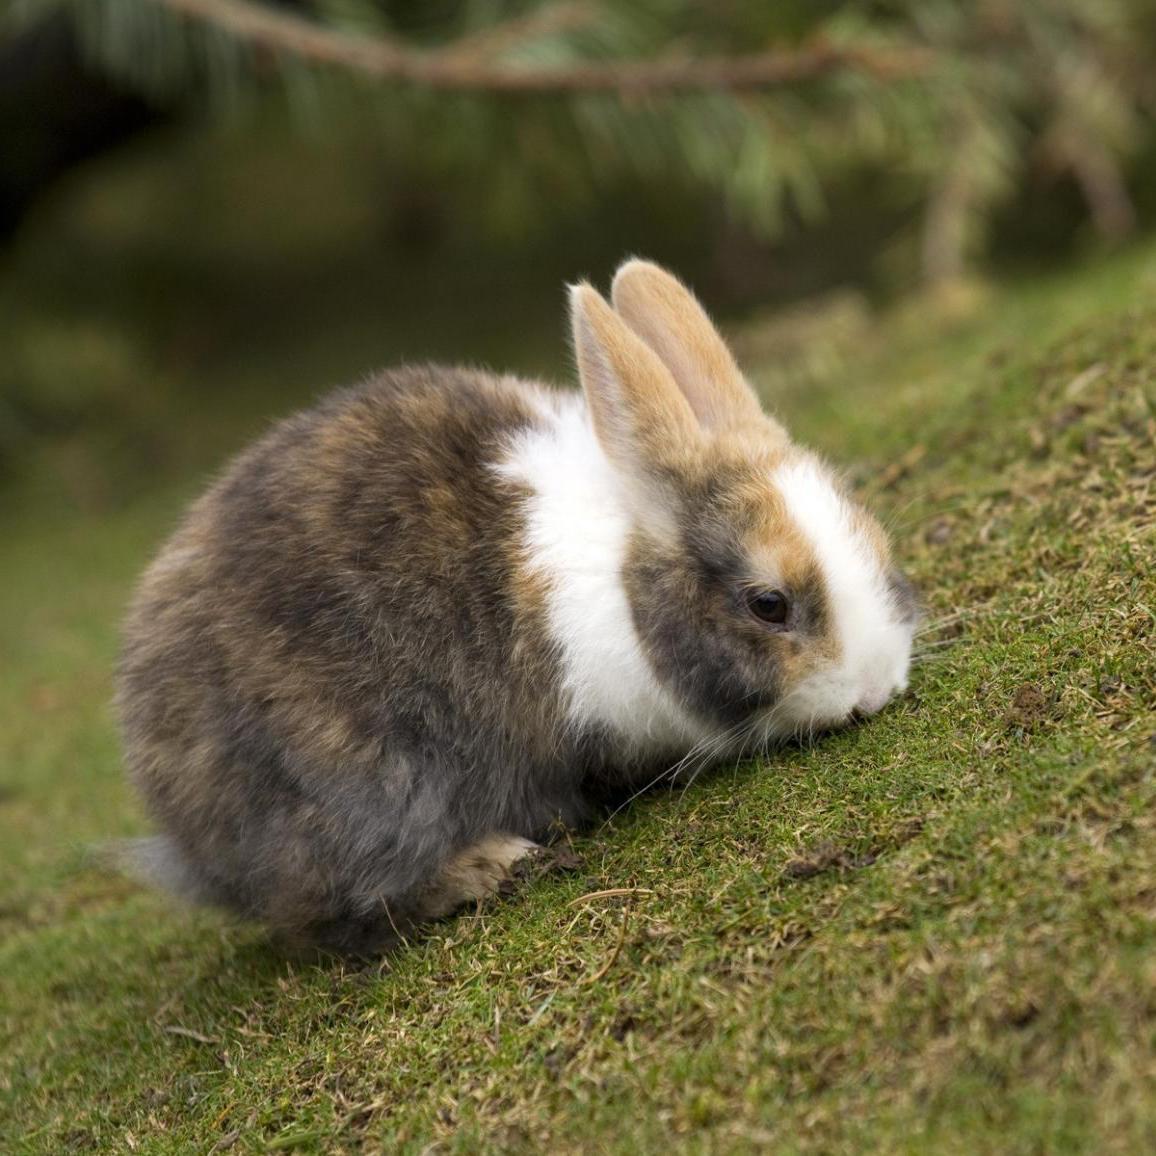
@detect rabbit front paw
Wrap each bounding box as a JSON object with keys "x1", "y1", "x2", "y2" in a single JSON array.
[{"x1": 420, "y1": 834, "x2": 541, "y2": 919}]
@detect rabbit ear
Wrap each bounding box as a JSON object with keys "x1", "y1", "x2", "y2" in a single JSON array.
[
  {"x1": 611, "y1": 259, "x2": 785, "y2": 439},
  {"x1": 570, "y1": 282, "x2": 704, "y2": 480}
]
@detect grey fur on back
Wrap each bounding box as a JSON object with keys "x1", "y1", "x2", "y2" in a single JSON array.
[{"x1": 117, "y1": 367, "x2": 606, "y2": 953}]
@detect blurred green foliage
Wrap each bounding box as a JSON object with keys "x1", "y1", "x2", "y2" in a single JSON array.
[
  {"x1": 5, "y1": 0, "x2": 1156, "y2": 271},
  {"x1": 3, "y1": 0, "x2": 1156, "y2": 493}
]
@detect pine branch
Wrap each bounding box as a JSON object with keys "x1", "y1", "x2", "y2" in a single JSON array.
[
  {"x1": 438, "y1": 2, "x2": 596, "y2": 65},
  {"x1": 142, "y1": 0, "x2": 932, "y2": 95}
]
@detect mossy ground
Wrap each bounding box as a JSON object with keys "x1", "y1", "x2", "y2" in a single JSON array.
[{"x1": 2, "y1": 152, "x2": 1154, "y2": 1150}]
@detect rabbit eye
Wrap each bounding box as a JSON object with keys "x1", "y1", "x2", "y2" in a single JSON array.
[{"x1": 747, "y1": 589, "x2": 789, "y2": 626}]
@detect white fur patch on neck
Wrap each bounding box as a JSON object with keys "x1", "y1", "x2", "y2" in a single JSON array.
[
  {"x1": 772, "y1": 456, "x2": 912, "y2": 725},
  {"x1": 496, "y1": 390, "x2": 713, "y2": 757}
]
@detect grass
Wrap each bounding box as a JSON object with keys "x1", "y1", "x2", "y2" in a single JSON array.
[{"x1": 2, "y1": 190, "x2": 1155, "y2": 1150}]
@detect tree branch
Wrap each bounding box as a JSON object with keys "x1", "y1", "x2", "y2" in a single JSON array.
[
  {"x1": 437, "y1": 1, "x2": 596, "y2": 66},
  {"x1": 145, "y1": 0, "x2": 931, "y2": 95}
]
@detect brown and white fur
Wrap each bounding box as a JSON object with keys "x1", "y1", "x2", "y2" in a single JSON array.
[{"x1": 117, "y1": 260, "x2": 916, "y2": 954}]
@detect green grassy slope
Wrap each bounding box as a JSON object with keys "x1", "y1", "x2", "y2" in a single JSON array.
[{"x1": 2, "y1": 244, "x2": 1154, "y2": 1153}]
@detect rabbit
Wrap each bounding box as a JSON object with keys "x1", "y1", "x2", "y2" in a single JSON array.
[{"x1": 116, "y1": 259, "x2": 917, "y2": 954}]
